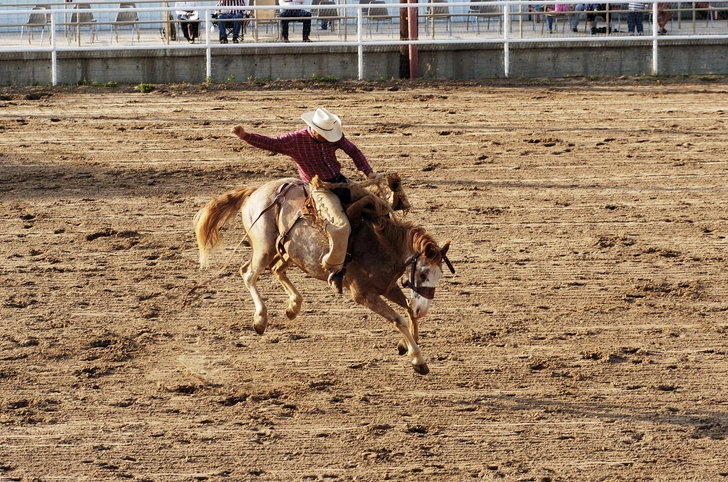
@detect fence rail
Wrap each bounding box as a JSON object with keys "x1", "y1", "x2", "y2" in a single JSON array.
[{"x1": 1, "y1": 0, "x2": 727, "y2": 83}]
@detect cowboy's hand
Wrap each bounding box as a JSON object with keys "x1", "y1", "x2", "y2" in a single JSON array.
[
  {"x1": 367, "y1": 171, "x2": 380, "y2": 180},
  {"x1": 232, "y1": 125, "x2": 246, "y2": 139}
]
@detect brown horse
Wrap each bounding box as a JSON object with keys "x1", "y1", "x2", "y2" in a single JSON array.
[{"x1": 193, "y1": 178, "x2": 453, "y2": 374}]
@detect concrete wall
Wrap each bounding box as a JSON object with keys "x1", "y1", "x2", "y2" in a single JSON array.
[{"x1": 1, "y1": 39, "x2": 727, "y2": 86}]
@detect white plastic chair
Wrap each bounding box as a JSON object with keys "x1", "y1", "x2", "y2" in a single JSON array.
[
  {"x1": 112, "y1": 3, "x2": 141, "y2": 44},
  {"x1": 466, "y1": 0, "x2": 502, "y2": 34},
  {"x1": 425, "y1": 0, "x2": 452, "y2": 38},
  {"x1": 69, "y1": 3, "x2": 98, "y2": 44},
  {"x1": 365, "y1": 0, "x2": 394, "y2": 37},
  {"x1": 20, "y1": 6, "x2": 51, "y2": 45},
  {"x1": 313, "y1": 0, "x2": 341, "y2": 39}
]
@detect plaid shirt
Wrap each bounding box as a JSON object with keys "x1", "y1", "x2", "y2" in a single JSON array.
[
  {"x1": 243, "y1": 128, "x2": 373, "y2": 183},
  {"x1": 216, "y1": 0, "x2": 246, "y2": 15}
]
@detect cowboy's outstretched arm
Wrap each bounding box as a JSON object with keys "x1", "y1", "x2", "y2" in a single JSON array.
[{"x1": 234, "y1": 127, "x2": 295, "y2": 158}]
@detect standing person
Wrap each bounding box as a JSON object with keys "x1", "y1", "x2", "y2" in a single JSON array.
[
  {"x1": 231, "y1": 107, "x2": 379, "y2": 293},
  {"x1": 216, "y1": 0, "x2": 247, "y2": 43},
  {"x1": 627, "y1": 1, "x2": 645, "y2": 35},
  {"x1": 175, "y1": 1, "x2": 199, "y2": 43},
  {"x1": 280, "y1": 0, "x2": 312, "y2": 42}
]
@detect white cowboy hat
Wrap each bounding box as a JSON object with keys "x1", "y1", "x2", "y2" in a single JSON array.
[{"x1": 301, "y1": 107, "x2": 342, "y2": 142}]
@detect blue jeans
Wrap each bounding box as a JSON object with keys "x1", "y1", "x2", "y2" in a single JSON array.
[
  {"x1": 546, "y1": 14, "x2": 557, "y2": 31},
  {"x1": 571, "y1": 4, "x2": 586, "y2": 30},
  {"x1": 280, "y1": 9, "x2": 312, "y2": 39},
  {"x1": 627, "y1": 11, "x2": 644, "y2": 33},
  {"x1": 218, "y1": 12, "x2": 243, "y2": 41}
]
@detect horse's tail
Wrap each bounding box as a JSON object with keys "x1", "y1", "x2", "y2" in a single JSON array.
[{"x1": 194, "y1": 187, "x2": 257, "y2": 269}]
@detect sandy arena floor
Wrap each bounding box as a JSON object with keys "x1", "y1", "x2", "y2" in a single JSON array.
[{"x1": 1, "y1": 77, "x2": 727, "y2": 481}]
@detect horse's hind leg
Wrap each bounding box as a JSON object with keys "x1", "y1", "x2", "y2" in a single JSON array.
[
  {"x1": 241, "y1": 252, "x2": 275, "y2": 335},
  {"x1": 271, "y1": 258, "x2": 303, "y2": 320}
]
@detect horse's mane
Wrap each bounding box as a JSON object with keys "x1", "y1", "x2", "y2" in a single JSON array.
[{"x1": 371, "y1": 216, "x2": 443, "y2": 263}]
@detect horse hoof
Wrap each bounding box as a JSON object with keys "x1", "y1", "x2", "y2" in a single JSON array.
[
  {"x1": 397, "y1": 339, "x2": 407, "y2": 356},
  {"x1": 253, "y1": 322, "x2": 266, "y2": 335},
  {"x1": 285, "y1": 306, "x2": 298, "y2": 320},
  {"x1": 413, "y1": 363, "x2": 429, "y2": 375}
]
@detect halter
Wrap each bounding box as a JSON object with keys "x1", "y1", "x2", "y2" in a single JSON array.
[
  {"x1": 401, "y1": 253, "x2": 431, "y2": 299},
  {"x1": 401, "y1": 251, "x2": 455, "y2": 300}
]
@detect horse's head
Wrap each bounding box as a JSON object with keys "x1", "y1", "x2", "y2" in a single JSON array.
[{"x1": 402, "y1": 240, "x2": 453, "y2": 318}]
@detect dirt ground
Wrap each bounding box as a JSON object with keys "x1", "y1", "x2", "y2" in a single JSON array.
[{"x1": 1, "y1": 77, "x2": 727, "y2": 482}]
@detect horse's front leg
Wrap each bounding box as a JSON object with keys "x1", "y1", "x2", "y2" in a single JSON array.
[
  {"x1": 352, "y1": 291, "x2": 428, "y2": 375},
  {"x1": 383, "y1": 285, "x2": 419, "y2": 356},
  {"x1": 270, "y1": 258, "x2": 303, "y2": 320},
  {"x1": 402, "y1": 305, "x2": 420, "y2": 354}
]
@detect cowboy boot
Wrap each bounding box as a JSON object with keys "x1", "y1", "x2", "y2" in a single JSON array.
[{"x1": 327, "y1": 269, "x2": 344, "y2": 294}]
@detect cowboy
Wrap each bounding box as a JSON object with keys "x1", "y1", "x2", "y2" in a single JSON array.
[{"x1": 232, "y1": 107, "x2": 379, "y2": 293}]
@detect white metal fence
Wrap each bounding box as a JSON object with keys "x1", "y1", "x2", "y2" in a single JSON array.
[{"x1": 1, "y1": 0, "x2": 727, "y2": 83}]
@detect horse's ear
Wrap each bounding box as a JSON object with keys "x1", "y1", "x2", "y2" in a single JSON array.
[
  {"x1": 424, "y1": 242, "x2": 439, "y2": 260},
  {"x1": 440, "y1": 240, "x2": 451, "y2": 258}
]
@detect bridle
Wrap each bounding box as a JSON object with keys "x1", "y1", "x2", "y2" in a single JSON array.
[{"x1": 401, "y1": 252, "x2": 455, "y2": 300}]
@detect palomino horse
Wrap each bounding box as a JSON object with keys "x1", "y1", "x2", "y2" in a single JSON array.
[{"x1": 193, "y1": 177, "x2": 453, "y2": 374}]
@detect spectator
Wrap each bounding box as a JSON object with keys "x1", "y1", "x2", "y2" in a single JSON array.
[
  {"x1": 529, "y1": 3, "x2": 544, "y2": 23},
  {"x1": 570, "y1": 3, "x2": 589, "y2": 32},
  {"x1": 216, "y1": 0, "x2": 248, "y2": 44},
  {"x1": 546, "y1": 3, "x2": 569, "y2": 33},
  {"x1": 657, "y1": 2, "x2": 670, "y2": 34},
  {"x1": 176, "y1": 1, "x2": 200, "y2": 43},
  {"x1": 280, "y1": 0, "x2": 312, "y2": 42},
  {"x1": 627, "y1": 1, "x2": 644, "y2": 35},
  {"x1": 586, "y1": 3, "x2": 612, "y2": 34}
]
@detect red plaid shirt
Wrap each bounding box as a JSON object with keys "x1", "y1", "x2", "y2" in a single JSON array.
[{"x1": 242, "y1": 128, "x2": 373, "y2": 183}]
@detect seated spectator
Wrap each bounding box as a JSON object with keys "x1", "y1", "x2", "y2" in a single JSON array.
[
  {"x1": 570, "y1": 3, "x2": 589, "y2": 32},
  {"x1": 586, "y1": 3, "x2": 613, "y2": 34},
  {"x1": 546, "y1": 3, "x2": 569, "y2": 33},
  {"x1": 280, "y1": 0, "x2": 312, "y2": 42},
  {"x1": 529, "y1": 4, "x2": 544, "y2": 23},
  {"x1": 216, "y1": 0, "x2": 248, "y2": 44},
  {"x1": 176, "y1": 1, "x2": 200, "y2": 43},
  {"x1": 627, "y1": 1, "x2": 644, "y2": 35}
]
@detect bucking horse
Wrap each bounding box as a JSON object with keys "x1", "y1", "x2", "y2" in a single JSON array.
[{"x1": 192, "y1": 174, "x2": 453, "y2": 374}]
